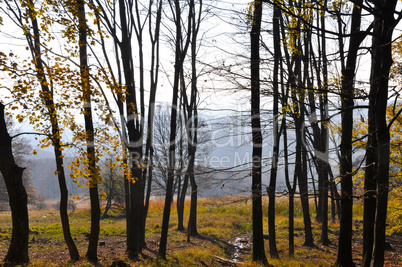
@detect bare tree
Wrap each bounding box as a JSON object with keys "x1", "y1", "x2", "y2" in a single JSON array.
[
  {"x1": 250, "y1": 1, "x2": 269, "y2": 265},
  {"x1": 158, "y1": 0, "x2": 193, "y2": 258}
]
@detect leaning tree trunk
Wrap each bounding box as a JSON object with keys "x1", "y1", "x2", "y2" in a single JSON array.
[
  {"x1": 25, "y1": 0, "x2": 80, "y2": 260},
  {"x1": 0, "y1": 102, "x2": 29, "y2": 265}
]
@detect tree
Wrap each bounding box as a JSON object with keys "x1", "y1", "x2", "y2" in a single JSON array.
[
  {"x1": 367, "y1": 0, "x2": 400, "y2": 265},
  {"x1": 183, "y1": 0, "x2": 204, "y2": 238},
  {"x1": 75, "y1": 0, "x2": 101, "y2": 261},
  {"x1": 266, "y1": 0, "x2": 281, "y2": 258},
  {"x1": 142, "y1": 0, "x2": 163, "y2": 245},
  {"x1": 249, "y1": 1, "x2": 269, "y2": 265},
  {"x1": 100, "y1": 159, "x2": 125, "y2": 218},
  {"x1": 281, "y1": 0, "x2": 315, "y2": 247},
  {"x1": 0, "y1": 102, "x2": 29, "y2": 265},
  {"x1": 158, "y1": 0, "x2": 193, "y2": 259},
  {"x1": 89, "y1": 0, "x2": 165, "y2": 257},
  {"x1": 0, "y1": 0, "x2": 81, "y2": 260},
  {"x1": 0, "y1": 120, "x2": 39, "y2": 210},
  {"x1": 336, "y1": 0, "x2": 366, "y2": 265}
]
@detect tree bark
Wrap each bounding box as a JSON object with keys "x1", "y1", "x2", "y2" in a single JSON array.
[
  {"x1": 24, "y1": 0, "x2": 80, "y2": 260},
  {"x1": 336, "y1": 1, "x2": 363, "y2": 266},
  {"x1": 319, "y1": 1, "x2": 330, "y2": 245},
  {"x1": 158, "y1": 0, "x2": 192, "y2": 259},
  {"x1": 177, "y1": 173, "x2": 189, "y2": 231},
  {"x1": 267, "y1": 1, "x2": 281, "y2": 258},
  {"x1": 250, "y1": 1, "x2": 269, "y2": 265},
  {"x1": 369, "y1": 0, "x2": 396, "y2": 265},
  {"x1": 186, "y1": 0, "x2": 202, "y2": 238},
  {"x1": 362, "y1": 64, "x2": 378, "y2": 267},
  {"x1": 77, "y1": 0, "x2": 100, "y2": 262},
  {"x1": 0, "y1": 102, "x2": 29, "y2": 265}
]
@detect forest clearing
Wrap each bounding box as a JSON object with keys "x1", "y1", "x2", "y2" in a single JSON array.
[
  {"x1": 0, "y1": 196, "x2": 401, "y2": 266},
  {"x1": 2, "y1": 0, "x2": 402, "y2": 266}
]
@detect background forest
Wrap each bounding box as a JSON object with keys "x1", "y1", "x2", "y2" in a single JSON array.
[{"x1": 0, "y1": 0, "x2": 402, "y2": 266}]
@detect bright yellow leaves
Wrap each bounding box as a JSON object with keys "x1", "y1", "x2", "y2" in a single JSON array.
[
  {"x1": 1, "y1": 0, "x2": 138, "y2": 200},
  {"x1": 70, "y1": 193, "x2": 80, "y2": 201},
  {"x1": 246, "y1": 1, "x2": 262, "y2": 26},
  {"x1": 387, "y1": 186, "x2": 402, "y2": 235}
]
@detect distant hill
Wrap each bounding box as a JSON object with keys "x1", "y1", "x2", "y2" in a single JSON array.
[{"x1": 31, "y1": 157, "x2": 87, "y2": 200}]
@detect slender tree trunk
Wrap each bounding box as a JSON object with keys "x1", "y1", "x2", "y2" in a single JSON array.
[
  {"x1": 284, "y1": 6, "x2": 315, "y2": 246},
  {"x1": 186, "y1": 0, "x2": 202, "y2": 238},
  {"x1": 283, "y1": 107, "x2": 296, "y2": 256},
  {"x1": 329, "y1": 168, "x2": 341, "y2": 221},
  {"x1": 177, "y1": 174, "x2": 189, "y2": 231},
  {"x1": 319, "y1": 1, "x2": 330, "y2": 244},
  {"x1": 0, "y1": 102, "x2": 29, "y2": 265},
  {"x1": 25, "y1": 1, "x2": 80, "y2": 260},
  {"x1": 143, "y1": 0, "x2": 162, "y2": 236},
  {"x1": 177, "y1": 98, "x2": 186, "y2": 232},
  {"x1": 250, "y1": 1, "x2": 268, "y2": 265},
  {"x1": 116, "y1": 0, "x2": 144, "y2": 257},
  {"x1": 301, "y1": 127, "x2": 315, "y2": 247},
  {"x1": 369, "y1": 1, "x2": 396, "y2": 265},
  {"x1": 362, "y1": 71, "x2": 377, "y2": 267},
  {"x1": 158, "y1": 0, "x2": 192, "y2": 259},
  {"x1": 188, "y1": 170, "x2": 198, "y2": 236},
  {"x1": 267, "y1": 1, "x2": 281, "y2": 258},
  {"x1": 77, "y1": 0, "x2": 100, "y2": 262},
  {"x1": 336, "y1": 1, "x2": 363, "y2": 266},
  {"x1": 290, "y1": 32, "x2": 314, "y2": 247}
]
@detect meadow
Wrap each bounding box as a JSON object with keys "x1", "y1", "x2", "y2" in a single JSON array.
[{"x1": 0, "y1": 196, "x2": 400, "y2": 266}]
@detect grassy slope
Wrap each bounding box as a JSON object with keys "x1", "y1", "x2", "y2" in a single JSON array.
[{"x1": 0, "y1": 196, "x2": 400, "y2": 266}]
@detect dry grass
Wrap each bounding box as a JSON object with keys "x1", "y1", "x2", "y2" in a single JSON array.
[{"x1": 0, "y1": 195, "x2": 401, "y2": 266}]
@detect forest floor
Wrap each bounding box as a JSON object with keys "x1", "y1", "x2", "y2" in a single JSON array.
[{"x1": 0, "y1": 196, "x2": 401, "y2": 266}]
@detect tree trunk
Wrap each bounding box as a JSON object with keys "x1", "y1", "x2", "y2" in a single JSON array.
[
  {"x1": 176, "y1": 101, "x2": 186, "y2": 232},
  {"x1": 0, "y1": 102, "x2": 29, "y2": 265},
  {"x1": 143, "y1": 0, "x2": 162, "y2": 239},
  {"x1": 188, "y1": 171, "x2": 198, "y2": 237},
  {"x1": 186, "y1": 0, "x2": 202, "y2": 238},
  {"x1": 329, "y1": 168, "x2": 341, "y2": 221},
  {"x1": 250, "y1": 1, "x2": 268, "y2": 265},
  {"x1": 319, "y1": 2, "x2": 330, "y2": 244},
  {"x1": 362, "y1": 73, "x2": 377, "y2": 267},
  {"x1": 301, "y1": 130, "x2": 315, "y2": 247},
  {"x1": 177, "y1": 174, "x2": 189, "y2": 231},
  {"x1": 25, "y1": 0, "x2": 80, "y2": 260},
  {"x1": 158, "y1": 0, "x2": 192, "y2": 259},
  {"x1": 77, "y1": 0, "x2": 100, "y2": 262},
  {"x1": 336, "y1": 1, "x2": 363, "y2": 266},
  {"x1": 369, "y1": 1, "x2": 396, "y2": 265},
  {"x1": 266, "y1": 1, "x2": 282, "y2": 258}
]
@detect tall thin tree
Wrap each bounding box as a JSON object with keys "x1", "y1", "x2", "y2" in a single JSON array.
[
  {"x1": 77, "y1": 0, "x2": 101, "y2": 262},
  {"x1": 250, "y1": 1, "x2": 269, "y2": 265},
  {"x1": 158, "y1": 0, "x2": 192, "y2": 259},
  {"x1": 336, "y1": 0, "x2": 365, "y2": 265}
]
